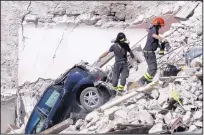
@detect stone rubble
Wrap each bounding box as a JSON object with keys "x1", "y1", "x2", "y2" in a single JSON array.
[
  {"x1": 59, "y1": 2, "x2": 202, "y2": 133},
  {"x1": 59, "y1": 74, "x2": 202, "y2": 133},
  {"x1": 2, "y1": 1, "x2": 202, "y2": 134}
]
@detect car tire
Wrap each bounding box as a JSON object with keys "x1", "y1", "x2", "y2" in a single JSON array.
[{"x1": 80, "y1": 87, "x2": 105, "y2": 112}]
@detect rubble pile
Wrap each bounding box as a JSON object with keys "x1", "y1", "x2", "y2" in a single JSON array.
[
  {"x1": 161, "y1": 2, "x2": 202, "y2": 64},
  {"x1": 59, "y1": 3, "x2": 203, "y2": 134},
  {"x1": 59, "y1": 75, "x2": 202, "y2": 134},
  {"x1": 1, "y1": 1, "x2": 202, "y2": 134}
]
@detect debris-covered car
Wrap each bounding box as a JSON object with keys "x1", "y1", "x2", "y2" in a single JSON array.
[{"x1": 25, "y1": 61, "x2": 113, "y2": 134}]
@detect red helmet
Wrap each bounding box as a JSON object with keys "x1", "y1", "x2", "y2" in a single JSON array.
[{"x1": 152, "y1": 17, "x2": 165, "y2": 26}]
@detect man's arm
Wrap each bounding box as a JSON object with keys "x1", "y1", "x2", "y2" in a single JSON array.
[
  {"x1": 99, "y1": 45, "x2": 114, "y2": 61},
  {"x1": 99, "y1": 51, "x2": 110, "y2": 60},
  {"x1": 152, "y1": 34, "x2": 167, "y2": 43}
]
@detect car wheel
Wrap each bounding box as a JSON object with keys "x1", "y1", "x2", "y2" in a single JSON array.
[{"x1": 80, "y1": 87, "x2": 104, "y2": 112}]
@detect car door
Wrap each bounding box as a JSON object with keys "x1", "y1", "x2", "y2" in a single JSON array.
[{"x1": 25, "y1": 86, "x2": 63, "y2": 134}]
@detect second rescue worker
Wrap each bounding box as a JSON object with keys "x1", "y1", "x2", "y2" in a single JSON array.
[{"x1": 136, "y1": 17, "x2": 169, "y2": 86}]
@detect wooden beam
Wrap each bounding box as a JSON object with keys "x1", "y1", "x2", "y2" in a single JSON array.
[{"x1": 39, "y1": 118, "x2": 73, "y2": 134}]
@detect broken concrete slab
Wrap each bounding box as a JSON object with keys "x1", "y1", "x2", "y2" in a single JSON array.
[
  {"x1": 127, "y1": 109, "x2": 139, "y2": 122},
  {"x1": 151, "y1": 89, "x2": 159, "y2": 99},
  {"x1": 104, "y1": 106, "x2": 119, "y2": 116},
  {"x1": 193, "y1": 110, "x2": 202, "y2": 120},
  {"x1": 114, "y1": 110, "x2": 128, "y2": 120},
  {"x1": 194, "y1": 121, "x2": 202, "y2": 128},
  {"x1": 182, "y1": 111, "x2": 192, "y2": 125},
  {"x1": 79, "y1": 129, "x2": 89, "y2": 133},
  {"x1": 75, "y1": 119, "x2": 83, "y2": 130},
  {"x1": 164, "y1": 112, "x2": 172, "y2": 125},
  {"x1": 85, "y1": 111, "x2": 100, "y2": 122},
  {"x1": 175, "y1": 1, "x2": 199, "y2": 20},
  {"x1": 97, "y1": 121, "x2": 113, "y2": 133},
  {"x1": 187, "y1": 125, "x2": 198, "y2": 132},
  {"x1": 138, "y1": 110, "x2": 154, "y2": 124},
  {"x1": 148, "y1": 123, "x2": 164, "y2": 134},
  {"x1": 88, "y1": 125, "x2": 98, "y2": 131}
]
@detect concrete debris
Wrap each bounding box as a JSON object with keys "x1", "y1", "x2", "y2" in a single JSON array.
[
  {"x1": 194, "y1": 121, "x2": 202, "y2": 127},
  {"x1": 1, "y1": 0, "x2": 203, "y2": 134},
  {"x1": 164, "y1": 112, "x2": 172, "y2": 125},
  {"x1": 75, "y1": 119, "x2": 83, "y2": 130},
  {"x1": 138, "y1": 110, "x2": 154, "y2": 124},
  {"x1": 187, "y1": 125, "x2": 198, "y2": 132},
  {"x1": 193, "y1": 111, "x2": 202, "y2": 120},
  {"x1": 85, "y1": 111, "x2": 100, "y2": 122},
  {"x1": 114, "y1": 110, "x2": 128, "y2": 120},
  {"x1": 148, "y1": 123, "x2": 164, "y2": 134},
  {"x1": 151, "y1": 89, "x2": 159, "y2": 99},
  {"x1": 182, "y1": 111, "x2": 192, "y2": 125},
  {"x1": 79, "y1": 129, "x2": 89, "y2": 133}
]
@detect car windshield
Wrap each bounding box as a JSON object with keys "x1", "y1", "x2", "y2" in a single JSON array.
[{"x1": 26, "y1": 88, "x2": 61, "y2": 133}]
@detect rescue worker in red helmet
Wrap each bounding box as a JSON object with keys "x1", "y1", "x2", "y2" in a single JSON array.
[{"x1": 136, "y1": 17, "x2": 168, "y2": 86}]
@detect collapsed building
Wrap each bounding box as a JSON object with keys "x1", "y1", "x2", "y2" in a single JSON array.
[{"x1": 1, "y1": 1, "x2": 203, "y2": 134}]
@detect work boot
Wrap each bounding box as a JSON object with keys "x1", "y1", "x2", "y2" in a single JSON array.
[
  {"x1": 117, "y1": 85, "x2": 125, "y2": 96},
  {"x1": 117, "y1": 85, "x2": 125, "y2": 91},
  {"x1": 112, "y1": 86, "x2": 118, "y2": 91}
]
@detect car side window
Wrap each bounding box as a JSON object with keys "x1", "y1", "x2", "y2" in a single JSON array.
[{"x1": 26, "y1": 88, "x2": 61, "y2": 134}]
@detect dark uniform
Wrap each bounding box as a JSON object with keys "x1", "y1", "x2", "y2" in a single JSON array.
[
  {"x1": 139, "y1": 26, "x2": 160, "y2": 84},
  {"x1": 109, "y1": 42, "x2": 131, "y2": 87}
]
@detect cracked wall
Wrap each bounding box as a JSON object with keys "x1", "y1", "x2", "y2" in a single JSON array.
[
  {"x1": 18, "y1": 23, "x2": 147, "y2": 86},
  {"x1": 1, "y1": 1, "x2": 197, "y2": 133},
  {"x1": 1, "y1": 1, "x2": 184, "y2": 89}
]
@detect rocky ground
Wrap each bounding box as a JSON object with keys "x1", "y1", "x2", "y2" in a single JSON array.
[
  {"x1": 1, "y1": 1, "x2": 203, "y2": 134},
  {"x1": 59, "y1": 2, "x2": 203, "y2": 134},
  {"x1": 60, "y1": 75, "x2": 203, "y2": 134}
]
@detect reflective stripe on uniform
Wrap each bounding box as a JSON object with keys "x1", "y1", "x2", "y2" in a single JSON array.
[
  {"x1": 144, "y1": 72, "x2": 152, "y2": 81},
  {"x1": 120, "y1": 38, "x2": 125, "y2": 41},
  {"x1": 118, "y1": 85, "x2": 125, "y2": 91},
  {"x1": 112, "y1": 86, "x2": 118, "y2": 90},
  {"x1": 159, "y1": 50, "x2": 164, "y2": 53}
]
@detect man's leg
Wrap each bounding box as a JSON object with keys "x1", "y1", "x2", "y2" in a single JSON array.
[
  {"x1": 137, "y1": 52, "x2": 157, "y2": 86},
  {"x1": 138, "y1": 52, "x2": 149, "y2": 85},
  {"x1": 112, "y1": 63, "x2": 121, "y2": 89},
  {"x1": 143, "y1": 52, "x2": 157, "y2": 84},
  {"x1": 119, "y1": 63, "x2": 129, "y2": 91}
]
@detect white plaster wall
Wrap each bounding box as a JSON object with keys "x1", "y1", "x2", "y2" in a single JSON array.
[{"x1": 18, "y1": 24, "x2": 147, "y2": 86}]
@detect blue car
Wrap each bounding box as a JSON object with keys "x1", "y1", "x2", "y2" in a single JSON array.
[{"x1": 25, "y1": 62, "x2": 113, "y2": 134}]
